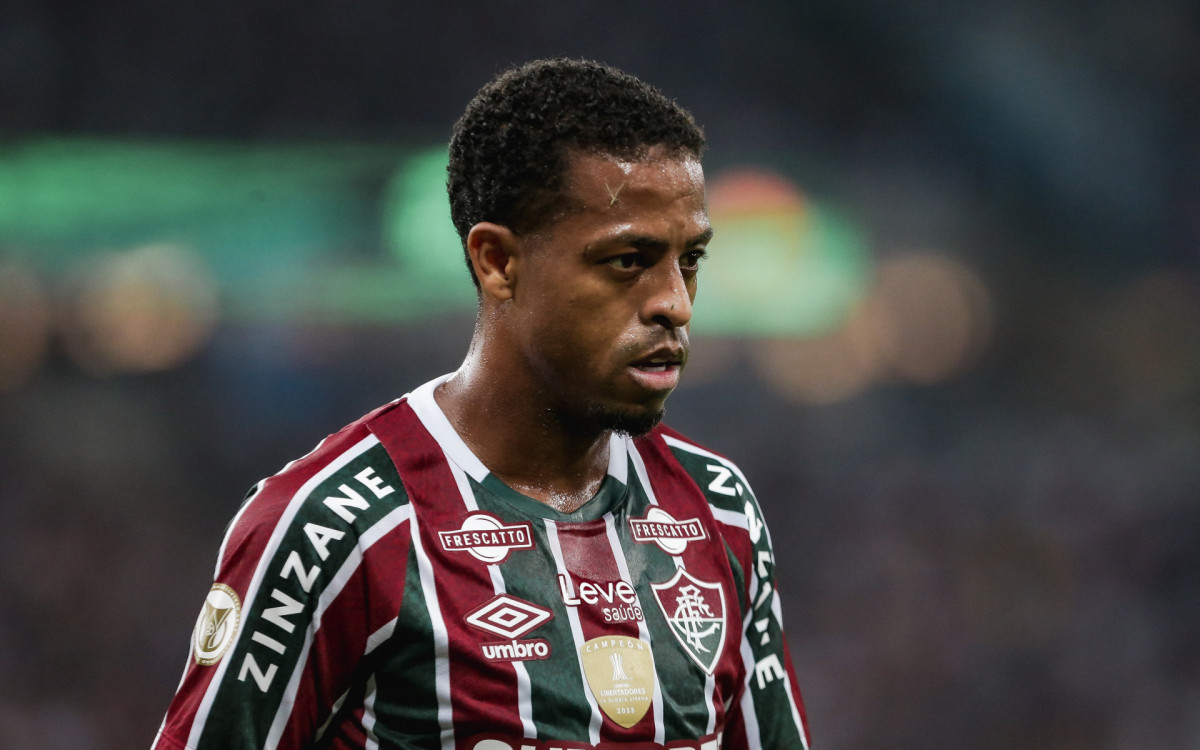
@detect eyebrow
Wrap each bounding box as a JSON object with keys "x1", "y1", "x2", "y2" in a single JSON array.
[{"x1": 600, "y1": 226, "x2": 714, "y2": 252}]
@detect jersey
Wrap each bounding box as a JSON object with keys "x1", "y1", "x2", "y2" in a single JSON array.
[{"x1": 153, "y1": 375, "x2": 810, "y2": 750}]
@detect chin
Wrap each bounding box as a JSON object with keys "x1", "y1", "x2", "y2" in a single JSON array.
[{"x1": 585, "y1": 401, "x2": 666, "y2": 438}]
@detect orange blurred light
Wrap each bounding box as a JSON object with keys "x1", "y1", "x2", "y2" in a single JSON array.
[
  {"x1": 847, "y1": 252, "x2": 993, "y2": 385},
  {"x1": 60, "y1": 244, "x2": 220, "y2": 374},
  {"x1": 753, "y1": 331, "x2": 877, "y2": 405}
]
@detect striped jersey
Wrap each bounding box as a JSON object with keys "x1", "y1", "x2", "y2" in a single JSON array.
[{"x1": 153, "y1": 375, "x2": 810, "y2": 750}]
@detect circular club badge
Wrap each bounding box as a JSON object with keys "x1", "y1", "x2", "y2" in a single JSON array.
[{"x1": 192, "y1": 582, "x2": 241, "y2": 665}]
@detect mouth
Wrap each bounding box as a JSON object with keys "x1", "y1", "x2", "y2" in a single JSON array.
[
  {"x1": 630, "y1": 346, "x2": 685, "y2": 369},
  {"x1": 627, "y1": 347, "x2": 686, "y2": 390}
]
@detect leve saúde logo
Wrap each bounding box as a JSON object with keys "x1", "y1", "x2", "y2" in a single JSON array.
[{"x1": 193, "y1": 582, "x2": 241, "y2": 666}]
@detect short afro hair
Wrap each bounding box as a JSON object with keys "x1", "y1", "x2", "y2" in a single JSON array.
[{"x1": 447, "y1": 58, "x2": 706, "y2": 287}]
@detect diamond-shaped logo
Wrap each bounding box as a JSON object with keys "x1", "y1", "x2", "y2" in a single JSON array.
[{"x1": 465, "y1": 594, "x2": 553, "y2": 639}]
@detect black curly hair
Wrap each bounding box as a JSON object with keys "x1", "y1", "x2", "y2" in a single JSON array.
[{"x1": 447, "y1": 58, "x2": 706, "y2": 288}]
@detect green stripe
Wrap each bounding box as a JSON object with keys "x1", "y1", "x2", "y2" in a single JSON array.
[
  {"x1": 614, "y1": 475, "x2": 714, "y2": 741},
  {"x1": 369, "y1": 543, "x2": 442, "y2": 748},
  {"x1": 473, "y1": 478, "x2": 597, "y2": 740},
  {"x1": 723, "y1": 540, "x2": 748, "y2": 619}
]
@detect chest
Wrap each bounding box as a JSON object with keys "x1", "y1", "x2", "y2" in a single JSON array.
[{"x1": 368, "y1": 492, "x2": 743, "y2": 748}]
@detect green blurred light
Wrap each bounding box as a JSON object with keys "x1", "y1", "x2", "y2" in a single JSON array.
[
  {"x1": 0, "y1": 138, "x2": 405, "y2": 278},
  {"x1": 693, "y1": 172, "x2": 871, "y2": 337},
  {"x1": 0, "y1": 141, "x2": 868, "y2": 332},
  {"x1": 381, "y1": 147, "x2": 478, "y2": 304}
]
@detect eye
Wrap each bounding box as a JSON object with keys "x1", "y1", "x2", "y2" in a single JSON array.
[
  {"x1": 606, "y1": 253, "x2": 641, "y2": 271},
  {"x1": 681, "y1": 249, "x2": 707, "y2": 270}
]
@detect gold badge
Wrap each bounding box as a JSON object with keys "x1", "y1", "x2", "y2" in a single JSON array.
[
  {"x1": 579, "y1": 635, "x2": 656, "y2": 728},
  {"x1": 193, "y1": 582, "x2": 241, "y2": 665}
]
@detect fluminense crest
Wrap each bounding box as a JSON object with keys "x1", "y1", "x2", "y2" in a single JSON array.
[{"x1": 650, "y1": 569, "x2": 726, "y2": 675}]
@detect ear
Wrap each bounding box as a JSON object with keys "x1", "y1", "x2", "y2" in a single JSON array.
[{"x1": 466, "y1": 222, "x2": 520, "y2": 302}]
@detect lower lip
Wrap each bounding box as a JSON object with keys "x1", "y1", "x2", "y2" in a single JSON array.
[{"x1": 628, "y1": 363, "x2": 681, "y2": 391}]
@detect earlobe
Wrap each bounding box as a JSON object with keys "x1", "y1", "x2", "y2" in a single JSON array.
[{"x1": 466, "y1": 222, "x2": 519, "y2": 302}]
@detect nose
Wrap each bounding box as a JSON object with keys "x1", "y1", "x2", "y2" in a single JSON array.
[{"x1": 644, "y1": 262, "x2": 693, "y2": 329}]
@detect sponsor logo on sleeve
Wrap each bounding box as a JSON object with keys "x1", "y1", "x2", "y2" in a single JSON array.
[
  {"x1": 651, "y1": 569, "x2": 726, "y2": 675},
  {"x1": 629, "y1": 507, "x2": 707, "y2": 555},
  {"x1": 193, "y1": 582, "x2": 241, "y2": 666},
  {"x1": 439, "y1": 512, "x2": 534, "y2": 563},
  {"x1": 465, "y1": 594, "x2": 553, "y2": 662}
]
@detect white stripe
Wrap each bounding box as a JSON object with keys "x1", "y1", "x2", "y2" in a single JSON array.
[
  {"x1": 771, "y1": 590, "x2": 809, "y2": 748},
  {"x1": 545, "y1": 520, "x2": 603, "y2": 744},
  {"x1": 627, "y1": 440, "x2": 721, "y2": 728},
  {"x1": 660, "y1": 434, "x2": 752, "y2": 488},
  {"x1": 604, "y1": 513, "x2": 665, "y2": 744},
  {"x1": 443, "y1": 459, "x2": 538, "y2": 740},
  {"x1": 214, "y1": 479, "x2": 264, "y2": 580},
  {"x1": 737, "y1": 609, "x2": 764, "y2": 749},
  {"x1": 626, "y1": 436, "x2": 661, "y2": 507},
  {"x1": 313, "y1": 688, "x2": 349, "y2": 744},
  {"x1": 363, "y1": 674, "x2": 380, "y2": 750},
  {"x1": 406, "y1": 374, "x2": 489, "y2": 481},
  {"x1": 214, "y1": 428, "x2": 346, "y2": 579},
  {"x1": 408, "y1": 512, "x2": 455, "y2": 750},
  {"x1": 365, "y1": 617, "x2": 398, "y2": 656},
  {"x1": 185, "y1": 434, "x2": 380, "y2": 749},
  {"x1": 486, "y1": 562, "x2": 536, "y2": 739},
  {"x1": 606, "y1": 432, "x2": 629, "y2": 484},
  {"x1": 265, "y1": 503, "x2": 414, "y2": 749},
  {"x1": 704, "y1": 673, "x2": 717, "y2": 736},
  {"x1": 710, "y1": 506, "x2": 748, "y2": 531}
]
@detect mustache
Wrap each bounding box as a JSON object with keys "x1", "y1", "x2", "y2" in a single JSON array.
[{"x1": 617, "y1": 328, "x2": 690, "y2": 364}]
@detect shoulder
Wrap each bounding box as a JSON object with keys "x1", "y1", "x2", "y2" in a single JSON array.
[
  {"x1": 218, "y1": 398, "x2": 417, "y2": 568},
  {"x1": 639, "y1": 424, "x2": 755, "y2": 503},
  {"x1": 636, "y1": 424, "x2": 772, "y2": 546}
]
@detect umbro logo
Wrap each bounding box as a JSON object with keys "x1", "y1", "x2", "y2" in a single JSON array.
[
  {"x1": 465, "y1": 594, "x2": 552, "y2": 639},
  {"x1": 465, "y1": 594, "x2": 553, "y2": 662}
]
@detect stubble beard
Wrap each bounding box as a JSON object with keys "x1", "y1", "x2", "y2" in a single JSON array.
[{"x1": 582, "y1": 400, "x2": 666, "y2": 438}]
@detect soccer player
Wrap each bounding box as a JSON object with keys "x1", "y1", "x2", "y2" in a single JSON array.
[{"x1": 153, "y1": 58, "x2": 810, "y2": 750}]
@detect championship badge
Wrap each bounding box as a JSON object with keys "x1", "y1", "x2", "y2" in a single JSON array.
[
  {"x1": 650, "y1": 569, "x2": 726, "y2": 675},
  {"x1": 579, "y1": 636, "x2": 657, "y2": 728},
  {"x1": 193, "y1": 582, "x2": 241, "y2": 665}
]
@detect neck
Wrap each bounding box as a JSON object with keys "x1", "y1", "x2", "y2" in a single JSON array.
[{"x1": 434, "y1": 337, "x2": 612, "y2": 514}]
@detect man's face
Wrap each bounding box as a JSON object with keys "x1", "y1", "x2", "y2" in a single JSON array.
[{"x1": 511, "y1": 147, "x2": 711, "y2": 436}]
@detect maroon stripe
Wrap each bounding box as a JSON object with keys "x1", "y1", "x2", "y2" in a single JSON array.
[
  {"x1": 276, "y1": 519, "x2": 411, "y2": 747},
  {"x1": 554, "y1": 515, "x2": 654, "y2": 743},
  {"x1": 368, "y1": 401, "x2": 526, "y2": 741}
]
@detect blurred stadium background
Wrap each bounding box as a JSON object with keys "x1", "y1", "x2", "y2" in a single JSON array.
[{"x1": 1, "y1": 1, "x2": 1198, "y2": 747}]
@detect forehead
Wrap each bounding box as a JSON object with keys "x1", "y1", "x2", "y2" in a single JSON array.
[{"x1": 560, "y1": 148, "x2": 706, "y2": 216}]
